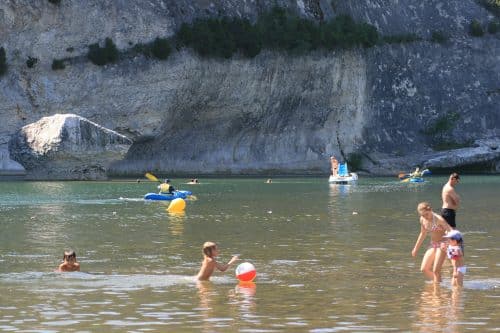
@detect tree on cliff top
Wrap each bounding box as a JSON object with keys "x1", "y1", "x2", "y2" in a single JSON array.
[{"x1": 0, "y1": 47, "x2": 7, "y2": 77}]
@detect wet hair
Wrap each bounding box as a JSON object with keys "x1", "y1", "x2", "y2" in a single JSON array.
[
  {"x1": 417, "y1": 202, "x2": 432, "y2": 213},
  {"x1": 63, "y1": 250, "x2": 76, "y2": 261},
  {"x1": 451, "y1": 172, "x2": 460, "y2": 180},
  {"x1": 202, "y1": 242, "x2": 217, "y2": 258}
]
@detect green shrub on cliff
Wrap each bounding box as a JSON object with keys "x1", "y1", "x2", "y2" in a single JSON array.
[
  {"x1": 0, "y1": 47, "x2": 7, "y2": 77},
  {"x1": 423, "y1": 112, "x2": 463, "y2": 150},
  {"x1": 430, "y1": 31, "x2": 448, "y2": 44},
  {"x1": 177, "y1": 7, "x2": 379, "y2": 58},
  {"x1": 51, "y1": 59, "x2": 65, "y2": 70},
  {"x1": 488, "y1": 19, "x2": 500, "y2": 33},
  {"x1": 469, "y1": 19, "x2": 484, "y2": 36},
  {"x1": 383, "y1": 33, "x2": 422, "y2": 44},
  {"x1": 477, "y1": 0, "x2": 500, "y2": 16},
  {"x1": 151, "y1": 37, "x2": 172, "y2": 60},
  {"x1": 26, "y1": 56, "x2": 38, "y2": 68},
  {"x1": 87, "y1": 38, "x2": 119, "y2": 66}
]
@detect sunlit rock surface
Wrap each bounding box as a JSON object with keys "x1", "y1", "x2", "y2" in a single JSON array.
[{"x1": 9, "y1": 114, "x2": 132, "y2": 180}]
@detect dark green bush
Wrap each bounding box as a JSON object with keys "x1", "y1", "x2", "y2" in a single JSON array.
[
  {"x1": 488, "y1": 20, "x2": 500, "y2": 33},
  {"x1": 477, "y1": 0, "x2": 500, "y2": 16},
  {"x1": 0, "y1": 47, "x2": 7, "y2": 76},
  {"x1": 423, "y1": 112, "x2": 460, "y2": 136},
  {"x1": 51, "y1": 59, "x2": 65, "y2": 70},
  {"x1": 176, "y1": 7, "x2": 379, "y2": 58},
  {"x1": 87, "y1": 38, "x2": 119, "y2": 66},
  {"x1": 151, "y1": 37, "x2": 172, "y2": 60},
  {"x1": 383, "y1": 33, "x2": 422, "y2": 44},
  {"x1": 26, "y1": 56, "x2": 38, "y2": 68},
  {"x1": 469, "y1": 19, "x2": 484, "y2": 36},
  {"x1": 431, "y1": 30, "x2": 447, "y2": 43},
  {"x1": 346, "y1": 152, "x2": 363, "y2": 171}
]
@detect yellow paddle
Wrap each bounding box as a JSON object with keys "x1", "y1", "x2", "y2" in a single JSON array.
[{"x1": 145, "y1": 172, "x2": 161, "y2": 183}]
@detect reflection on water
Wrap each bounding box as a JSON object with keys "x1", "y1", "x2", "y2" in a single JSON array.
[
  {"x1": 412, "y1": 283, "x2": 463, "y2": 332},
  {"x1": 0, "y1": 177, "x2": 499, "y2": 331}
]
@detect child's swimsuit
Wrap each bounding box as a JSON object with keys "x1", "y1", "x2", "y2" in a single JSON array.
[{"x1": 447, "y1": 245, "x2": 466, "y2": 275}]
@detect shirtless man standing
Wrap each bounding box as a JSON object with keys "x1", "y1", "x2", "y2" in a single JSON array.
[{"x1": 441, "y1": 173, "x2": 460, "y2": 228}]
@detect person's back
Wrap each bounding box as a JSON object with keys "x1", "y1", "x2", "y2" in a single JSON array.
[{"x1": 158, "y1": 179, "x2": 175, "y2": 194}]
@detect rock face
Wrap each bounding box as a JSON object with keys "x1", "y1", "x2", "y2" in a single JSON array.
[
  {"x1": 9, "y1": 114, "x2": 132, "y2": 180},
  {"x1": 0, "y1": 149, "x2": 26, "y2": 177},
  {"x1": 0, "y1": 1, "x2": 499, "y2": 177}
]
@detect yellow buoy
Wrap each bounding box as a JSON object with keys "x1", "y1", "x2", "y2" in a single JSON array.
[{"x1": 167, "y1": 198, "x2": 186, "y2": 213}]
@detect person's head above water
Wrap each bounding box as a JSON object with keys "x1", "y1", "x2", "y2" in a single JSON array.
[
  {"x1": 202, "y1": 242, "x2": 218, "y2": 258},
  {"x1": 63, "y1": 250, "x2": 76, "y2": 261},
  {"x1": 164, "y1": 179, "x2": 170, "y2": 183}
]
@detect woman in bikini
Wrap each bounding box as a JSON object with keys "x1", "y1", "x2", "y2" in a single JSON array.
[{"x1": 411, "y1": 202, "x2": 452, "y2": 283}]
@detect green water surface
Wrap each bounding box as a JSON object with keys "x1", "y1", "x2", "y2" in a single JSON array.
[{"x1": 0, "y1": 176, "x2": 499, "y2": 332}]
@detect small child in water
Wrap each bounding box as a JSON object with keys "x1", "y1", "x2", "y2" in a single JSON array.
[
  {"x1": 57, "y1": 250, "x2": 80, "y2": 272},
  {"x1": 444, "y1": 230, "x2": 465, "y2": 287},
  {"x1": 197, "y1": 242, "x2": 238, "y2": 281}
]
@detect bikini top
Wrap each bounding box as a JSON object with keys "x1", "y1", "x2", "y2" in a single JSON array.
[{"x1": 423, "y1": 213, "x2": 445, "y2": 232}]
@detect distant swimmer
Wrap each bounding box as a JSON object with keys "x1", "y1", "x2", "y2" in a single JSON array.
[
  {"x1": 57, "y1": 250, "x2": 80, "y2": 272},
  {"x1": 197, "y1": 242, "x2": 238, "y2": 281},
  {"x1": 441, "y1": 173, "x2": 460, "y2": 228},
  {"x1": 188, "y1": 178, "x2": 200, "y2": 184},
  {"x1": 266, "y1": 179, "x2": 272, "y2": 183}
]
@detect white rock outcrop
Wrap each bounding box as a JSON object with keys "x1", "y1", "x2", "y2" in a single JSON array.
[{"x1": 9, "y1": 114, "x2": 132, "y2": 180}]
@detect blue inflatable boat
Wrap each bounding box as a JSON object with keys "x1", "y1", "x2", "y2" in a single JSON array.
[{"x1": 144, "y1": 190, "x2": 192, "y2": 201}]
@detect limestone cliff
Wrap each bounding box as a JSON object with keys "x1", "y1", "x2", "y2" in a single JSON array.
[{"x1": 1, "y1": 0, "x2": 499, "y2": 177}]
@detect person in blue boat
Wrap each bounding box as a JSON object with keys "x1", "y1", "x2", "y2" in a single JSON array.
[
  {"x1": 410, "y1": 167, "x2": 422, "y2": 178},
  {"x1": 57, "y1": 250, "x2": 80, "y2": 272},
  {"x1": 158, "y1": 179, "x2": 175, "y2": 194}
]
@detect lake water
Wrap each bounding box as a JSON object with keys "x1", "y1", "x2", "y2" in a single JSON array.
[{"x1": 0, "y1": 176, "x2": 499, "y2": 332}]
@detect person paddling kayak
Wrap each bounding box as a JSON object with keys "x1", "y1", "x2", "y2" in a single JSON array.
[{"x1": 158, "y1": 179, "x2": 175, "y2": 194}]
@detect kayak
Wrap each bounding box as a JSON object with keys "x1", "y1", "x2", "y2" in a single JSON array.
[
  {"x1": 144, "y1": 190, "x2": 192, "y2": 201},
  {"x1": 402, "y1": 177, "x2": 425, "y2": 183}
]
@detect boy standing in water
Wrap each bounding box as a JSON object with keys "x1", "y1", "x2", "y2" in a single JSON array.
[
  {"x1": 444, "y1": 230, "x2": 466, "y2": 287},
  {"x1": 197, "y1": 242, "x2": 238, "y2": 281},
  {"x1": 57, "y1": 250, "x2": 80, "y2": 272},
  {"x1": 441, "y1": 173, "x2": 460, "y2": 228}
]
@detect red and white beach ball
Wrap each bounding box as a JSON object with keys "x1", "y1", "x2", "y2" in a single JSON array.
[{"x1": 235, "y1": 262, "x2": 256, "y2": 282}]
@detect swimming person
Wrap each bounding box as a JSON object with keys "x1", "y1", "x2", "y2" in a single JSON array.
[
  {"x1": 411, "y1": 202, "x2": 452, "y2": 283},
  {"x1": 57, "y1": 250, "x2": 80, "y2": 272},
  {"x1": 441, "y1": 173, "x2": 460, "y2": 228},
  {"x1": 158, "y1": 179, "x2": 175, "y2": 194},
  {"x1": 197, "y1": 242, "x2": 238, "y2": 281},
  {"x1": 444, "y1": 230, "x2": 466, "y2": 287}
]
